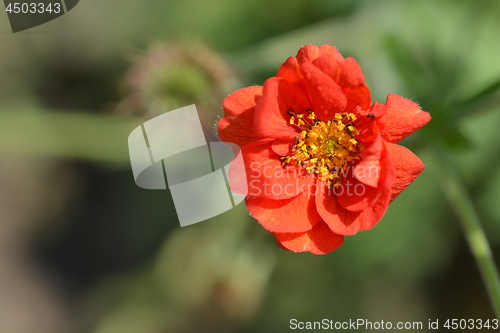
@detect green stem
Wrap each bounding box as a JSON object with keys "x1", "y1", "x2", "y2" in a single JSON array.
[{"x1": 427, "y1": 141, "x2": 500, "y2": 319}]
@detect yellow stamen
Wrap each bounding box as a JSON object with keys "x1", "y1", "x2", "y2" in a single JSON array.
[{"x1": 281, "y1": 111, "x2": 364, "y2": 186}]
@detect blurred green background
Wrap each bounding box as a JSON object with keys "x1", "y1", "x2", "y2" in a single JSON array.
[{"x1": 1, "y1": 0, "x2": 500, "y2": 332}]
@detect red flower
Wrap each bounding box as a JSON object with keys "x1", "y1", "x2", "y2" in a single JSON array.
[{"x1": 218, "y1": 44, "x2": 430, "y2": 254}]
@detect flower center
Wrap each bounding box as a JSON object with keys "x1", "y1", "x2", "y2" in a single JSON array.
[{"x1": 282, "y1": 111, "x2": 364, "y2": 186}]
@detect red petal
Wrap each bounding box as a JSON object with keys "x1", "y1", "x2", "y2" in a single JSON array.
[
  {"x1": 355, "y1": 133, "x2": 384, "y2": 187},
  {"x1": 273, "y1": 236, "x2": 289, "y2": 251},
  {"x1": 344, "y1": 85, "x2": 371, "y2": 113},
  {"x1": 336, "y1": 172, "x2": 380, "y2": 212},
  {"x1": 227, "y1": 146, "x2": 248, "y2": 196},
  {"x1": 276, "y1": 57, "x2": 303, "y2": 88},
  {"x1": 246, "y1": 188, "x2": 321, "y2": 233},
  {"x1": 354, "y1": 160, "x2": 380, "y2": 188},
  {"x1": 313, "y1": 55, "x2": 372, "y2": 112},
  {"x1": 381, "y1": 94, "x2": 431, "y2": 143},
  {"x1": 338, "y1": 57, "x2": 366, "y2": 87},
  {"x1": 378, "y1": 143, "x2": 397, "y2": 193},
  {"x1": 276, "y1": 55, "x2": 348, "y2": 121},
  {"x1": 356, "y1": 131, "x2": 396, "y2": 193},
  {"x1": 276, "y1": 45, "x2": 342, "y2": 92},
  {"x1": 254, "y1": 77, "x2": 309, "y2": 140},
  {"x1": 296, "y1": 45, "x2": 322, "y2": 64},
  {"x1": 271, "y1": 139, "x2": 293, "y2": 156},
  {"x1": 316, "y1": 185, "x2": 360, "y2": 235},
  {"x1": 296, "y1": 44, "x2": 343, "y2": 64},
  {"x1": 386, "y1": 142, "x2": 425, "y2": 201},
  {"x1": 219, "y1": 86, "x2": 262, "y2": 148},
  {"x1": 357, "y1": 102, "x2": 386, "y2": 118},
  {"x1": 358, "y1": 188, "x2": 391, "y2": 230},
  {"x1": 312, "y1": 54, "x2": 342, "y2": 82},
  {"x1": 241, "y1": 139, "x2": 314, "y2": 199},
  {"x1": 337, "y1": 135, "x2": 396, "y2": 212},
  {"x1": 274, "y1": 222, "x2": 344, "y2": 255},
  {"x1": 312, "y1": 55, "x2": 369, "y2": 112},
  {"x1": 316, "y1": 181, "x2": 391, "y2": 235},
  {"x1": 300, "y1": 62, "x2": 347, "y2": 121}
]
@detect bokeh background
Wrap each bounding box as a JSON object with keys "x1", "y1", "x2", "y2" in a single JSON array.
[{"x1": 1, "y1": 0, "x2": 500, "y2": 332}]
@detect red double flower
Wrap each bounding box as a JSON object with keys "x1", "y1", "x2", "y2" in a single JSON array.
[{"x1": 218, "y1": 44, "x2": 430, "y2": 254}]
